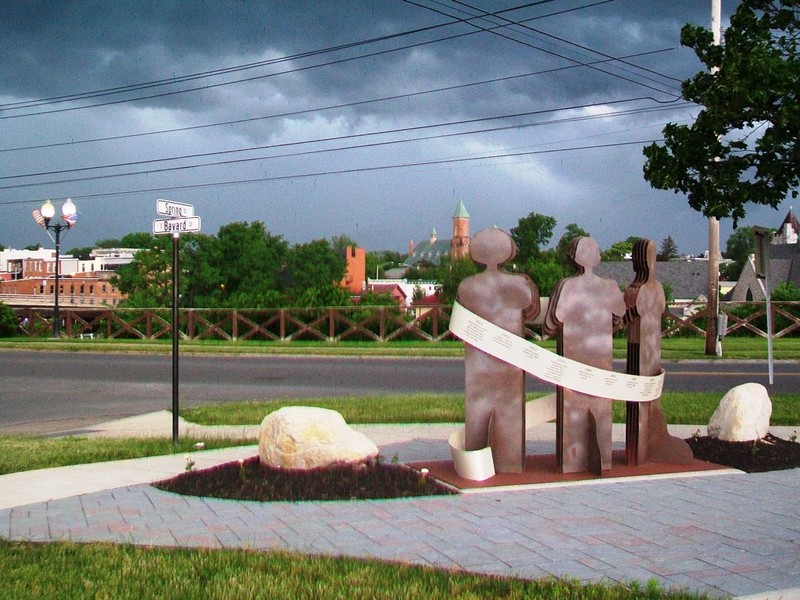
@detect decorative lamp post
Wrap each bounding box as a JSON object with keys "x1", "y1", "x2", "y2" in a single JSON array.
[{"x1": 33, "y1": 198, "x2": 78, "y2": 337}]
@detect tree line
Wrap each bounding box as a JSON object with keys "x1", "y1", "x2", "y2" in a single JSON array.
[
  {"x1": 59, "y1": 212, "x2": 717, "y2": 309},
  {"x1": 100, "y1": 223, "x2": 355, "y2": 308}
]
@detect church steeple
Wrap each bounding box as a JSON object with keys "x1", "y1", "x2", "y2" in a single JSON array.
[{"x1": 450, "y1": 200, "x2": 470, "y2": 260}]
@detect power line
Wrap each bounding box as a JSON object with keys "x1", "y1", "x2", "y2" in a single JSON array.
[
  {"x1": 0, "y1": 103, "x2": 689, "y2": 191},
  {"x1": 404, "y1": 0, "x2": 680, "y2": 97},
  {"x1": 0, "y1": 138, "x2": 665, "y2": 208},
  {"x1": 1, "y1": 97, "x2": 686, "y2": 185},
  {"x1": 0, "y1": 1, "x2": 564, "y2": 112},
  {"x1": 0, "y1": 51, "x2": 677, "y2": 156},
  {"x1": 0, "y1": 0, "x2": 675, "y2": 120},
  {"x1": 448, "y1": 0, "x2": 682, "y2": 85}
]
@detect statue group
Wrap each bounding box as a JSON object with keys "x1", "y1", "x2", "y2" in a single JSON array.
[{"x1": 456, "y1": 228, "x2": 692, "y2": 476}]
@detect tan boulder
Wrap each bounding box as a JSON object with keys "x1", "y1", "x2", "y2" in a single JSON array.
[
  {"x1": 258, "y1": 406, "x2": 378, "y2": 469},
  {"x1": 708, "y1": 383, "x2": 772, "y2": 442}
]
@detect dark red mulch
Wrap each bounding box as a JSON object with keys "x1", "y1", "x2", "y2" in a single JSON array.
[
  {"x1": 154, "y1": 456, "x2": 456, "y2": 502},
  {"x1": 155, "y1": 435, "x2": 800, "y2": 502},
  {"x1": 685, "y1": 433, "x2": 800, "y2": 473}
]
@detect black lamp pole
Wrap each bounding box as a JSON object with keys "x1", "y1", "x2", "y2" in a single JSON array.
[
  {"x1": 35, "y1": 199, "x2": 77, "y2": 338},
  {"x1": 46, "y1": 221, "x2": 67, "y2": 337}
]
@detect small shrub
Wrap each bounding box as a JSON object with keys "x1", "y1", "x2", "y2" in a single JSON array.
[{"x1": 0, "y1": 302, "x2": 20, "y2": 337}]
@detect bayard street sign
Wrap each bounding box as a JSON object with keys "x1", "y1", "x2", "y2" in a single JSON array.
[
  {"x1": 156, "y1": 199, "x2": 194, "y2": 218},
  {"x1": 153, "y1": 216, "x2": 202, "y2": 235}
]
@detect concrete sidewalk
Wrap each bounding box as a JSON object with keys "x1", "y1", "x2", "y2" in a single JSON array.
[{"x1": 1, "y1": 414, "x2": 799, "y2": 599}]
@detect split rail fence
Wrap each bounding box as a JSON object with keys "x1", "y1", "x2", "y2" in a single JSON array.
[{"x1": 12, "y1": 301, "x2": 800, "y2": 341}]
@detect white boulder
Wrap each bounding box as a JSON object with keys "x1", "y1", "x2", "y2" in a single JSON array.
[
  {"x1": 707, "y1": 383, "x2": 772, "y2": 442},
  {"x1": 258, "y1": 406, "x2": 378, "y2": 470}
]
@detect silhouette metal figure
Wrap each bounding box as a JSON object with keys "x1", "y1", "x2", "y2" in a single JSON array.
[
  {"x1": 456, "y1": 228, "x2": 540, "y2": 473},
  {"x1": 544, "y1": 237, "x2": 625, "y2": 474},
  {"x1": 624, "y1": 239, "x2": 693, "y2": 465}
]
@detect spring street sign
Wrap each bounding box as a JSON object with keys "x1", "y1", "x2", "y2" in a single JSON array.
[{"x1": 156, "y1": 199, "x2": 194, "y2": 218}]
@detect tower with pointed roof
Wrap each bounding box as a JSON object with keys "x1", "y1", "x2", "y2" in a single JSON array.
[
  {"x1": 450, "y1": 199, "x2": 470, "y2": 260},
  {"x1": 774, "y1": 207, "x2": 798, "y2": 244}
]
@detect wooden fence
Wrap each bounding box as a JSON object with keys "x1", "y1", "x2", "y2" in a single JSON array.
[{"x1": 13, "y1": 301, "x2": 800, "y2": 341}]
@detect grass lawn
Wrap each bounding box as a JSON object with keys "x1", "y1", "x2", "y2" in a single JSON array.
[
  {"x1": 0, "y1": 437, "x2": 252, "y2": 476},
  {"x1": 2, "y1": 391, "x2": 796, "y2": 476},
  {"x1": 0, "y1": 540, "x2": 702, "y2": 600},
  {"x1": 179, "y1": 391, "x2": 800, "y2": 428}
]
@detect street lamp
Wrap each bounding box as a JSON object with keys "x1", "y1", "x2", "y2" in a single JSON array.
[{"x1": 33, "y1": 198, "x2": 77, "y2": 337}]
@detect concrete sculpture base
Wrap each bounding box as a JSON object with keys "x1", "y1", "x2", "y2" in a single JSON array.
[{"x1": 408, "y1": 452, "x2": 731, "y2": 491}]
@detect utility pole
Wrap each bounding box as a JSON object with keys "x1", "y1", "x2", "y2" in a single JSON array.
[{"x1": 705, "y1": 0, "x2": 723, "y2": 355}]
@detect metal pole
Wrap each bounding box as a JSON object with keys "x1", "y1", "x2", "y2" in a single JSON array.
[
  {"x1": 53, "y1": 225, "x2": 61, "y2": 338},
  {"x1": 765, "y1": 279, "x2": 774, "y2": 393},
  {"x1": 706, "y1": 0, "x2": 723, "y2": 356},
  {"x1": 172, "y1": 232, "x2": 180, "y2": 445}
]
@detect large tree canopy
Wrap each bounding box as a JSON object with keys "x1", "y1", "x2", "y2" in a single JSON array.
[
  {"x1": 643, "y1": 0, "x2": 799, "y2": 225},
  {"x1": 509, "y1": 212, "x2": 557, "y2": 265}
]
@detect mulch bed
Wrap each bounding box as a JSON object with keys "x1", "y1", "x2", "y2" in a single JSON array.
[
  {"x1": 154, "y1": 457, "x2": 456, "y2": 502},
  {"x1": 685, "y1": 433, "x2": 800, "y2": 473},
  {"x1": 155, "y1": 434, "x2": 800, "y2": 501}
]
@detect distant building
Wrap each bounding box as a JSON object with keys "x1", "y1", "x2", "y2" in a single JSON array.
[
  {"x1": 405, "y1": 200, "x2": 471, "y2": 267},
  {"x1": 0, "y1": 247, "x2": 134, "y2": 307},
  {"x1": 366, "y1": 279, "x2": 439, "y2": 309},
  {"x1": 595, "y1": 260, "x2": 710, "y2": 306},
  {"x1": 730, "y1": 208, "x2": 800, "y2": 302},
  {"x1": 341, "y1": 246, "x2": 366, "y2": 295}
]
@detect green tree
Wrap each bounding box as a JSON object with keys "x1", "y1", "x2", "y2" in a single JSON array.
[
  {"x1": 601, "y1": 236, "x2": 642, "y2": 262},
  {"x1": 112, "y1": 237, "x2": 174, "y2": 307},
  {"x1": 66, "y1": 246, "x2": 93, "y2": 260},
  {"x1": 772, "y1": 281, "x2": 800, "y2": 301},
  {"x1": 0, "y1": 302, "x2": 19, "y2": 337},
  {"x1": 643, "y1": 0, "x2": 800, "y2": 225},
  {"x1": 182, "y1": 234, "x2": 222, "y2": 307},
  {"x1": 329, "y1": 234, "x2": 359, "y2": 256},
  {"x1": 721, "y1": 225, "x2": 755, "y2": 280},
  {"x1": 217, "y1": 221, "x2": 288, "y2": 301},
  {"x1": 120, "y1": 232, "x2": 157, "y2": 248},
  {"x1": 434, "y1": 257, "x2": 478, "y2": 304},
  {"x1": 555, "y1": 223, "x2": 590, "y2": 271},
  {"x1": 657, "y1": 235, "x2": 680, "y2": 262},
  {"x1": 510, "y1": 212, "x2": 557, "y2": 266},
  {"x1": 282, "y1": 239, "x2": 346, "y2": 302},
  {"x1": 524, "y1": 251, "x2": 564, "y2": 297},
  {"x1": 291, "y1": 284, "x2": 352, "y2": 308},
  {"x1": 366, "y1": 250, "x2": 406, "y2": 279}
]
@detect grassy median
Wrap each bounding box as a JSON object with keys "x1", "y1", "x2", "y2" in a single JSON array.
[{"x1": 0, "y1": 540, "x2": 704, "y2": 600}]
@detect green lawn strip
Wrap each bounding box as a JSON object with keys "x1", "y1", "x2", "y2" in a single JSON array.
[
  {"x1": 2, "y1": 392, "x2": 797, "y2": 476},
  {"x1": 0, "y1": 540, "x2": 702, "y2": 600},
  {"x1": 0, "y1": 437, "x2": 252, "y2": 476},
  {"x1": 182, "y1": 392, "x2": 800, "y2": 428},
  {"x1": 0, "y1": 336, "x2": 798, "y2": 359}
]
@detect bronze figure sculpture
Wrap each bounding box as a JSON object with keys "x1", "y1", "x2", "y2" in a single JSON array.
[
  {"x1": 456, "y1": 228, "x2": 540, "y2": 473},
  {"x1": 544, "y1": 237, "x2": 625, "y2": 474}
]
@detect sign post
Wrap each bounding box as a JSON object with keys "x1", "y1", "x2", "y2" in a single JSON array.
[
  {"x1": 753, "y1": 226, "x2": 774, "y2": 391},
  {"x1": 154, "y1": 199, "x2": 201, "y2": 445}
]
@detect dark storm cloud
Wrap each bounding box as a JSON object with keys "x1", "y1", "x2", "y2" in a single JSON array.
[{"x1": 3, "y1": 0, "x2": 782, "y2": 259}]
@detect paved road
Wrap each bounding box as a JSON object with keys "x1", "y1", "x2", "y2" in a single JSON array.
[{"x1": 0, "y1": 351, "x2": 794, "y2": 434}]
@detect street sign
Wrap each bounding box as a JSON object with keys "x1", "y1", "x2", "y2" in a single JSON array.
[
  {"x1": 153, "y1": 216, "x2": 202, "y2": 235},
  {"x1": 156, "y1": 199, "x2": 194, "y2": 218}
]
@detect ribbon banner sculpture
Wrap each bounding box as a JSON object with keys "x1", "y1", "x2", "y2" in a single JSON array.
[
  {"x1": 448, "y1": 230, "x2": 691, "y2": 481},
  {"x1": 449, "y1": 302, "x2": 665, "y2": 403}
]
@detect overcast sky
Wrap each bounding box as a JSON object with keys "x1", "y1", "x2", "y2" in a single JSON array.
[{"x1": 0, "y1": 0, "x2": 790, "y2": 257}]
